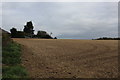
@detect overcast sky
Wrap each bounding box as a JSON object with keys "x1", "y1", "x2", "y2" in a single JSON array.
[{"x1": 2, "y1": 2, "x2": 118, "y2": 39}]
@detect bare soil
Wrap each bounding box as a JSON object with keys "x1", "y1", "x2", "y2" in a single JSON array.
[{"x1": 13, "y1": 38, "x2": 118, "y2": 78}]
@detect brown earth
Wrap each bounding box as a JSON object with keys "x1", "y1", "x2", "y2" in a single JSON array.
[{"x1": 13, "y1": 38, "x2": 118, "y2": 78}]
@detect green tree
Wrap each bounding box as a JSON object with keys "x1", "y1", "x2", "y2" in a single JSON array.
[
  {"x1": 37, "y1": 31, "x2": 46, "y2": 38},
  {"x1": 37, "y1": 30, "x2": 53, "y2": 39},
  {"x1": 16, "y1": 31, "x2": 25, "y2": 38},
  {"x1": 23, "y1": 21, "x2": 34, "y2": 37},
  {"x1": 10, "y1": 28, "x2": 17, "y2": 38}
]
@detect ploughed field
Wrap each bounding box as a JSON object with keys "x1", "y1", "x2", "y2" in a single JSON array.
[{"x1": 13, "y1": 38, "x2": 118, "y2": 78}]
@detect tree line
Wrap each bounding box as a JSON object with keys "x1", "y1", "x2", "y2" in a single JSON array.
[
  {"x1": 93, "y1": 37, "x2": 120, "y2": 40},
  {"x1": 10, "y1": 21, "x2": 57, "y2": 39}
]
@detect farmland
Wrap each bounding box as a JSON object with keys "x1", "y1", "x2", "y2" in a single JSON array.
[{"x1": 13, "y1": 38, "x2": 118, "y2": 78}]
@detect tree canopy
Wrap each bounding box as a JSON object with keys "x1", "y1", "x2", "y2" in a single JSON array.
[
  {"x1": 10, "y1": 21, "x2": 55, "y2": 39},
  {"x1": 23, "y1": 21, "x2": 34, "y2": 37},
  {"x1": 37, "y1": 30, "x2": 53, "y2": 39},
  {"x1": 10, "y1": 28, "x2": 17, "y2": 38}
]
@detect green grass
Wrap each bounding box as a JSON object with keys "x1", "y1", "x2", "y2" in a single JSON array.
[
  {"x1": 2, "y1": 42, "x2": 21, "y2": 65},
  {"x1": 2, "y1": 41, "x2": 28, "y2": 79},
  {"x1": 3, "y1": 65, "x2": 28, "y2": 78}
]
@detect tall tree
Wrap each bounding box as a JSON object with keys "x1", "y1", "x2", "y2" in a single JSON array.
[
  {"x1": 10, "y1": 28, "x2": 17, "y2": 38},
  {"x1": 23, "y1": 21, "x2": 34, "y2": 37}
]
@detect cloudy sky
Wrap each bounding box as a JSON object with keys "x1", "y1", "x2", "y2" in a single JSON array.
[{"x1": 2, "y1": 2, "x2": 118, "y2": 39}]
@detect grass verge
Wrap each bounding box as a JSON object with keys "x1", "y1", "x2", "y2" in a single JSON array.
[{"x1": 2, "y1": 41, "x2": 28, "y2": 79}]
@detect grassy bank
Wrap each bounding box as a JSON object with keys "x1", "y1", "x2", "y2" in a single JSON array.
[{"x1": 2, "y1": 41, "x2": 28, "y2": 79}]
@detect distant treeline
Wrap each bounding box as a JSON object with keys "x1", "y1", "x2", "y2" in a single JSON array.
[
  {"x1": 10, "y1": 21, "x2": 57, "y2": 39},
  {"x1": 93, "y1": 37, "x2": 120, "y2": 40}
]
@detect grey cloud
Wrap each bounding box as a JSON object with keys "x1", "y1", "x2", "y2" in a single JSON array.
[{"x1": 2, "y1": 2, "x2": 118, "y2": 39}]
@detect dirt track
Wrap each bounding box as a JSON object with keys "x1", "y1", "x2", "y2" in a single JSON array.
[{"x1": 13, "y1": 39, "x2": 118, "y2": 78}]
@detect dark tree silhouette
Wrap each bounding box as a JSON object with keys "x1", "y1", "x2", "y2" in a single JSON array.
[
  {"x1": 54, "y1": 37, "x2": 57, "y2": 39},
  {"x1": 9, "y1": 21, "x2": 54, "y2": 39},
  {"x1": 23, "y1": 21, "x2": 34, "y2": 37},
  {"x1": 10, "y1": 28, "x2": 17, "y2": 38},
  {"x1": 37, "y1": 30, "x2": 53, "y2": 39},
  {"x1": 16, "y1": 31, "x2": 25, "y2": 38},
  {"x1": 10, "y1": 28, "x2": 25, "y2": 38},
  {"x1": 93, "y1": 37, "x2": 120, "y2": 40},
  {"x1": 37, "y1": 31, "x2": 46, "y2": 37}
]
